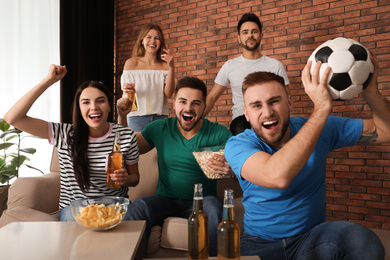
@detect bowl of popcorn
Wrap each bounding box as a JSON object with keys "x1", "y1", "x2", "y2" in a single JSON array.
[
  {"x1": 71, "y1": 196, "x2": 129, "y2": 231},
  {"x1": 192, "y1": 145, "x2": 231, "y2": 180}
]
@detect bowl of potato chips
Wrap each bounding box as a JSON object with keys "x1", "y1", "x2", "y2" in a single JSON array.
[{"x1": 71, "y1": 196, "x2": 129, "y2": 231}]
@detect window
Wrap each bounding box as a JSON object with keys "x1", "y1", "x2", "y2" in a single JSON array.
[{"x1": 0, "y1": 0, "x2": 60, "y2": 178}]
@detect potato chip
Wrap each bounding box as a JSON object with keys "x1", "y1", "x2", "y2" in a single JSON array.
[{"x1": 75, "y1": 203, "x2": 124, "y2": 229}]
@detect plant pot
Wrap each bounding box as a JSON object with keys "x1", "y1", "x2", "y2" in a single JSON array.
[{"x1": 0, "y1": 185, "x2": 10, "y2": 218}]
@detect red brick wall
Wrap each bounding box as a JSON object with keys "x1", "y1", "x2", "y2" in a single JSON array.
[{"x1": 115, "y1": 0, "x2": 390, "y2": 230}]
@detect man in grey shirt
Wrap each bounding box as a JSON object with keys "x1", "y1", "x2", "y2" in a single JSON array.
[{"x1": 204, "y1": 12, "x2": 290, "y2": 135}]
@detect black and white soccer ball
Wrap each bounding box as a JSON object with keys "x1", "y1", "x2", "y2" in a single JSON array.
[{"x1": 308, "y1": 37, "x2": 374, "y2": 100}]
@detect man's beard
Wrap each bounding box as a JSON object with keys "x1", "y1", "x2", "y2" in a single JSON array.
[
  {"x1": 240, "y1": 38, "x2": 260, "y2": 51},
  {"x1": 252, "y1": 117, "x2": 290, "y2": 147}
]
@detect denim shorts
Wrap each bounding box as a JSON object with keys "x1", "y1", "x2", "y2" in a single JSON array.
[{"x1": 127, "y1": 114, "x2": 167, "y2": 132}]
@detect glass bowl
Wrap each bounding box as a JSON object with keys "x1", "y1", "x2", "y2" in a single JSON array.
[
  {"x1": 70, "y1": 196, "x2": 129, "y2": 231},
  {"x1": 192, "y1": 145, "x2": 231, "y2": 180}
]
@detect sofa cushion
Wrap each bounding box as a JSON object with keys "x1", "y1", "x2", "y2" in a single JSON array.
[
  {"x1": 8, "y1": 172, "x2": 60, "y2": 213},
  {"x1": 160, "y1": 217, "x2": 188, "y2": 251},
  {"x1": 148, "y1": 225, "x2": 162, "y2": 255},
  {"x1": 0, "y1": 206, "x2": 59, "y2": 228}
]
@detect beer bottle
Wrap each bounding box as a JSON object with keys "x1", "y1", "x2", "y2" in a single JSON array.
[
  {"x1": 188, "y1": 183, "x2": 209, "y2": 260},
  {"x1": 106, "y1": 132, "x2": 123, "y2": 189},
  {"x1": 128, "y1": 89, "x2": 138, "y2": 111},
  {"x1": 217, "y1": 189, "x2": 240, "y2": 260}
]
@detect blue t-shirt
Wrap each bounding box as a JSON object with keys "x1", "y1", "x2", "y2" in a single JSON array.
[
  {"x1": 141, "y1": 117, "x2": 232, "y2": 199},
  {"x1": 225, "y1": 116, "x2": 362, "y2": 240}
]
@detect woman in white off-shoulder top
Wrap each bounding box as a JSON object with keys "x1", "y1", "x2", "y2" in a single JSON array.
[{"x1": 121, "y1": 23, "x2": 175, "y2": 132}]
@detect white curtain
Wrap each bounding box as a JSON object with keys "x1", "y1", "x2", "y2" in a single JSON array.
[{"x1": 0, "y1": 0, "x2": 60, "y2": 179}]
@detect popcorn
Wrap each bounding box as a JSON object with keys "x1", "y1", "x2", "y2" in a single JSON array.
[{"x1": 193, "y1": 149, "x2": 226, "y2": 179}]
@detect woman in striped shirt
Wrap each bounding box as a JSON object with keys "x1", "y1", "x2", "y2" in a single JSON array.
[{"x1": 4, "y1": 64, "x2": 140, "y2": 221}]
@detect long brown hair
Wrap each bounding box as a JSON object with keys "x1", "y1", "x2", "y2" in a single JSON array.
[
  {"x1": 132, "y1": 23, "x2": 166, "y2": 60},
  {"x1": 67, "y1": 81, "x2": 113, "y2": 192}
]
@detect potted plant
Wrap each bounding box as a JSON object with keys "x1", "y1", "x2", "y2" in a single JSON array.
[{"x1": 0, "y1": 118, "x2": 43, "y2": 216}]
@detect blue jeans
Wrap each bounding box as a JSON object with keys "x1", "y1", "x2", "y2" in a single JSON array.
[
  {"x1": 241, "y1": 221, "x2": 385, "y2": 260},
  {"x1": 126, "y1": 195, "x2": 222, "y2": 257},
  {"x1": 59, "y1": 206, "x2": 74, "y2": 221},
  {"x1": 127, "y1": 114, "x2": 167, "y2": 132}
]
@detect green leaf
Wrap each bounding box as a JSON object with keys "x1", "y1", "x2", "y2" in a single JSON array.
[
  {"x1": 0, "y1": 119, "x2": 10, "y2": 132},
  {"x1": 25, "y1": 164, "x2": 44, "y2": 174},
  {"x1": 10, "y1": 155, "x2": 28, "y2": 167},
  {"x1": 1, "y1": 130, "x2": 21, "y2": 139},
  {"x1": 0, "y1": 171, "x2": 18, "y2": 183},
  {"x1": 0, "y1": 164, "x2": 16, "y2": 171},
  {"x1": 0, "y1": 120, "x2": 42, "y2": 180},
  {"x1": 20, "y1": 148, "x2": 37, "y2": 154},
  {"x1": 0, "y1": 143, "x2": 14, "y2": 150},
  {"x1": 5, "y1": 135, "x2": 18, "y2": 142},
  {"x1": 9, "y1": 153, "x2": 30, "y2": 161}
]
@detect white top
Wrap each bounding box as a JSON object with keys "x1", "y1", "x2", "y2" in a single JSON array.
[
  {"x1": 121, "y1": 70, "x2": 169, "y2": 117},
  {"x1": 215, "y1": 55, "x2": 290, "y2": 120}
]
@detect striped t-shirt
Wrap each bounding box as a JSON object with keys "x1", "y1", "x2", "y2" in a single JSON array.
[{"x1": 48, "y1": 122, "x2": 139, "y2": 209}]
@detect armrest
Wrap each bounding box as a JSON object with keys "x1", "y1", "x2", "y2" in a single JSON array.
[{"x1": 7, "y1": 172, "x2": 60, "y2": 214}]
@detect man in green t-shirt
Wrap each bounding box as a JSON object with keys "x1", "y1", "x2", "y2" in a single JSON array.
[{"x1": 117, "y1": 76, "x2": 233, "y2": 256}]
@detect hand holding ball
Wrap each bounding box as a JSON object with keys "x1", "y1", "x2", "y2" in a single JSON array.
[{"x1": 308, "y1": 37, "x2": 374, "y2": 100}]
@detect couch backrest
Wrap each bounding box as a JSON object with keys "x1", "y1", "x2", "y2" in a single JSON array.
[
  {"x1": 50, "y1": 147, "x2": 60, "y2": 173},
  {"x1": 217, "y1": 177, "x2": 243, "y2": 200},
  {"x1": 128, "y1": 148, "x2": 159, "y2": 202}
]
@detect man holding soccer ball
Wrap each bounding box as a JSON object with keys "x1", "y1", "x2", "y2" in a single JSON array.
[{"x1": 224, "y1": 56, "x2": 387, "y2": 259}]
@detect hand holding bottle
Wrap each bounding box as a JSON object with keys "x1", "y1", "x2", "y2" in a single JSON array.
[
  {"x1": 122, "y1": 83, "x2": 138, "y2": 111},
  {"x1": 117, "y1": 97, "x2": 133, "y2": 118},
  {"x1": 106, "y1": 132, "x2": 124, "y2": 189},
  {"x1": 122, "y1": 83, "x2": 135, "y2": 96},
  {"x1": 109, "y1": 168, "x2": 129, "y2": 186}
]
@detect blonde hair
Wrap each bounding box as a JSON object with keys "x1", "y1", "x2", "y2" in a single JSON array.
[{"x1": 132, "y1": 23, "x2": 166, "y2": 60}]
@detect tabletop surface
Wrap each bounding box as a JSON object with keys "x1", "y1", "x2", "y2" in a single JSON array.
[{"x1": 0, "y1": 220, "x2": 146, "y2": 260}]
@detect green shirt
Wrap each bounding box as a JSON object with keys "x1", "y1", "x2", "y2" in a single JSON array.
[{"x1": 141, "y1": 117, "x2": 232, "y2": 199}]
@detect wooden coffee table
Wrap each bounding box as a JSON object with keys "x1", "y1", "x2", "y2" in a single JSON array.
[{"x1": 0, "y1": 220, "x2": 146, "y2": 260}]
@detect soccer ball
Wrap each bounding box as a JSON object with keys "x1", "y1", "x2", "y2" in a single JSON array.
[{"x1": 308, "y1": 37, "x2": 374, "y2": 100}]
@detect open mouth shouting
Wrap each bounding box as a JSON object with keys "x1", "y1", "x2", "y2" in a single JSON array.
[
  {"x1": 262, "y1": 120, "x2": 278, "y2": 131},
  {"x1": 182, "y1": 113, "x2": 194, "y2": 123}
]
